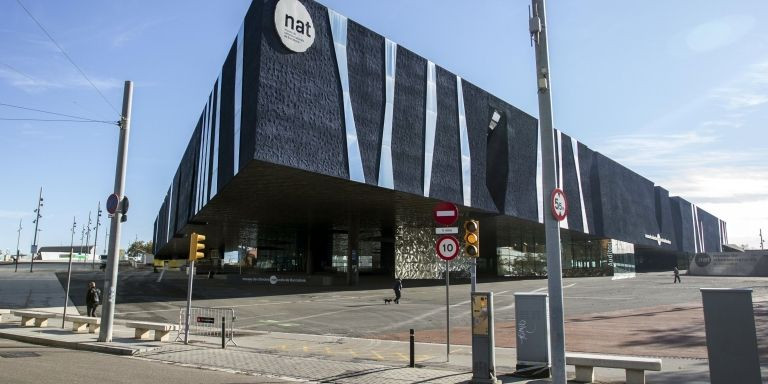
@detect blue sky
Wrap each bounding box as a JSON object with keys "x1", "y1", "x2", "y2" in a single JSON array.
[{"x1": 1, "y1": 0, "x2": 766, "y2": 254}]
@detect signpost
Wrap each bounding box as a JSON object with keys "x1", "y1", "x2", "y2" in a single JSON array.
[{"x1": 433, "y1": 202, "x2": 459, "y2": 362}]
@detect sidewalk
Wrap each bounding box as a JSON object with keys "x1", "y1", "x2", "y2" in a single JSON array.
[{"x1": 0, "y1": 314, "x2": 715, "y2": 384}]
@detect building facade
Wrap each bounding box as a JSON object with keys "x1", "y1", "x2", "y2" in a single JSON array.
[{"x1": 153, "y1": 0, "x2": 727, "y2": 282}]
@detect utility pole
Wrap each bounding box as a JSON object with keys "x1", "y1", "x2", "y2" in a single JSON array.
[
  {"x1": 84, "y1": 211, "x2": 92, "y2": 263},
  {"x1": 99, "y1": 80, "x2": 133, "y2": 342},
  {"x1": 92, "y1": 203, "x2": 102, "y2": 269},
  {"x1": 15, "y1": 219, "x2": 22, "y2": 273},
  {"x1": 530, "y1": 1, "x2": 566, "y2": 382},
  {"x1": 29, "y1": 188, "x2": 43, "y2": 273},
  {"x1": 62, "y1": 217, "x2": 77, "y2": 327},
  {"x1": 760, "y1": 229, "x2": 764, "y2": 250}
]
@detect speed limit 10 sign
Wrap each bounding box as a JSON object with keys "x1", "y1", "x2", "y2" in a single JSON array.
[{"x1": 435, "y1": 235, "x2": 459, "y2": 261}]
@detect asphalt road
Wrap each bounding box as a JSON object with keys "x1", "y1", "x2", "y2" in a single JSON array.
[
  {"x1": 53, "y1": 269, "x2": 768, "y2": 340},
  {"x1": 0, "y1": 339, "x2": 288, "y2": 384}
]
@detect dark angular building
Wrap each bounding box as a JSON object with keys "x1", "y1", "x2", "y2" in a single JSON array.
[{"x1": 153, "y1": 0, "x2": 728, "y2": 283}]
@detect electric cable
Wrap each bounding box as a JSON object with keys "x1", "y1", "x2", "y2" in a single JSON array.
[
  {"x1": 15, "y1": 0, "x2": 120, "y2": 115},
  {"x1": 0, "y1": 102, "x2": 114, "y2": 123}
]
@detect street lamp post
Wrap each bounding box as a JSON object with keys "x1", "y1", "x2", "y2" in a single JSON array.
[
  {"x1": 92, "y1": 204, "x2": 102, "y2": 270},
  {"x1": 29, "y1": 188, "x2": 43, "y2": 273},
  {"x1": 15, "y1": 219, "x2": 22, "y2": 273},
  {"x1": 62, "y1": 217, "x2": 77, "y2": 327},
  {"x1": 84, "y1": 211, "x2": 92, "y2": 263}
]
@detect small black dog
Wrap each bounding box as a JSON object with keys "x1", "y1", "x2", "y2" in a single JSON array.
[{"x1": 384, "y1": 298, "x2": 393, "y2": 304}]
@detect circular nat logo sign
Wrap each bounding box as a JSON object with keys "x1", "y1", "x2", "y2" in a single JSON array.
[
  {"x1": 694, "y1": 253, "x2": 711, "y2": 267},
  {"x1": 274, "y1": 0, "x2": 315, "y2": 53}
]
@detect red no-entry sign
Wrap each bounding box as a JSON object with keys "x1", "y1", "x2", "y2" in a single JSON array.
[{"x1": 433, "y1": 202, "x2": 458, "y2": 226}]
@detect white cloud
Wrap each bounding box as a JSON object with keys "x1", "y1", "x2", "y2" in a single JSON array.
[
  {"x1": 0, "y1": 211, "x2": 33, "y2": 220},
  {"x1": 710, "y1": 58, "x2": 768, "y2": 110},
  {"x1": 685, "y1": 15, "x2": 755, "y2": 53},
  {"x1": 0, "y1": 66, "x2": 121, "y2": 93}
]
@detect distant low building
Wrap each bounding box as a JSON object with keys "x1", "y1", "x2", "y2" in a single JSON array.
[{"x1": 37, "y1": 246, "x2": 96, "y2": 262}]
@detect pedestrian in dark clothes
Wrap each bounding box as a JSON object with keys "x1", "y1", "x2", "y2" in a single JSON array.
[
  {"x1": 393, "y1": 278, "x2": 402, "y2": 304},
  {"x1": 86, "y1": 282, "x2": 101, "y2": 317},
  {"x1": 673, "y1": 267, "x2": 681, "y2": 284}
]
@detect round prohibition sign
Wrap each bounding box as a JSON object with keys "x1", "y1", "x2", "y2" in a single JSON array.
[
  {"x1": 435, "y1": 235, "x2": 460, "y2": 261},
  {"x1": 551, "y1": 188, "x2": 568, "y2": 221}
]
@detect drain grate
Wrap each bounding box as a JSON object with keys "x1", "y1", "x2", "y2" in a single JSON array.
[{"x1": 0, "y1": 351, "x2": 41, "y2": 358}]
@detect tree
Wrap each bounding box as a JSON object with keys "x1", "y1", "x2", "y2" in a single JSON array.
[{"x1": 126, "y1": 240, "x2": 153, "y2": 259}]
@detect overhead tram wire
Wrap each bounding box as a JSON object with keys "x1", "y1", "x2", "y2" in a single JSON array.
[
  {"x1": 0, "y1": 118, "x2": 116, "y2": 124},
  {"x1": 0, "y1": 102, "x2": 118, "y2": 125},
  {"x1": 15, "y1": 0, "x2": 120, "y2": 116}
]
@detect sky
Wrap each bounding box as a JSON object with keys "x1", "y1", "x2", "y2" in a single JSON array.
[{"x1": 1, "y1": 0, "x2": 767, "y2": 254}]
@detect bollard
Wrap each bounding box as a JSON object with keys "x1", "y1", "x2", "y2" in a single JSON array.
[
  {"x1": 221, "y1": 316, "x2": 226, "y2": 349},
  {"x1": 409, "y1": 328, "x2": 415, "y2": 368}
]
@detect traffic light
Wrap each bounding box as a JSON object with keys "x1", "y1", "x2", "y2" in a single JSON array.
[
  {"x1": 188, "y1": 232, "x2": 206, "y2": 261},
  {"x1": 464, "y1": 220, "x2": 479, "y2": 257}
]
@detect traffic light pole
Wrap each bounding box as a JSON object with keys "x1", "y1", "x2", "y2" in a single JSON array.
[
  {"x1": 184, "y1": 259, "x2": 194, "y2": 344},
  {"x1": 99, "y1": 80, "x2": 132, "y2": 342},
  {"x1": 530, "y1": 1, "x2": 567, "y2": 382}
]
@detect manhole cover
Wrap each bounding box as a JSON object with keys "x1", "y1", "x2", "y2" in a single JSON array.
[{"x1": 0, "y1": 351, "x2": 41, "y2": 358}]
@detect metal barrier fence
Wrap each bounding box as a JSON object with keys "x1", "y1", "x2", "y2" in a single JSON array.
[{"x1": 177, "y1": 306, "x2": 237, "y2": 346}]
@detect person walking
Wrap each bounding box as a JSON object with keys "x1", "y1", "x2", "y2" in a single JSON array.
[
  {"x1": 673, "y1": 267, "x2": 681, "y2": 284},
  {"x1": 393, "y1": 278, "x2": 403, "y2": 304},
  {"x1": 86, "y1": 282, "x2": 101, "y2": 317}
]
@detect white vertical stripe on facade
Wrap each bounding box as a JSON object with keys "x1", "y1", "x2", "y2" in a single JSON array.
[
  {"x1": 456, "y1": 76, "x2": 471, "y2": 207},
  {"x1": 378, "y1": 39, "x2": 397, "y2": 189},
  {"x1": 691, "y1": 204, "x2": 699, "y2": 253},
  {"x1": 423, "y1": 61, "x2": 438, "y2": 197},
  {"x1": 556, "y1": 130, "x2": 569, "y2": 229},
  {"x1": 166, "y1": 184, "x2": 173, "y2": 243},
  {"x1": 717, "y1": 219, "x2": 723, "y2": 252},
  {"x1": 211, "y1": 75, "x2": 222, "y2": 198},
  {"x1": 536, "y1": 125, "x2": 543, "y2": 223},
  {"x1": 329, "y1": 9, "x2": 366, "y2": 183},
  {"x1": 203, "y1": 95, "x2": 212, "y2": 205},
  {"x1": 571, "y1": 138, "x2": 589, "y2": 234},
  {"x1": 233, "y1": 23, "x2": 244, "y2": 177}
]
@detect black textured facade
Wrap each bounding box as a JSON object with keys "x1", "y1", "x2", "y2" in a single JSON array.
[{"x1": 153, "y1": 0, "x2": 726, "y2": 258}]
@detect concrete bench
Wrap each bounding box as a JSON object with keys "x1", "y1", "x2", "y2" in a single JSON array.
[
  {"x1": 124, "y1": 321, "x2": 179, "y2": 342},
  {"x1": 0, "y1": 309, "x2": 9, "y2": 322},
  {"x1": 11, "y1": 310, "x2": 58, "y2": 327},
  {"x1": 64, "y1": 315, "x2": 101, "y2": 334},
  {"x1": 566, "y1": 352, "x2": 662, "y2": 384}
]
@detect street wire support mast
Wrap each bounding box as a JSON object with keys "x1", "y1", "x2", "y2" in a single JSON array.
[
  {"x1": 99, "y1": 81, "x2": 133, "y2": 343},
  {"x1": 29, "y1": 187, "x2": 43, "y2": 273},
  {"x1": 530, "y1": 1, "x2": 567, "y2": 382}
]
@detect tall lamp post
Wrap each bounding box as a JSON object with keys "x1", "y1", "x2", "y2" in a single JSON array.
[
  {"x1": 92, "y1": 203, "x2": 102, "y2": 270},
  {"x1": 62, "y1": 217, "x2": 77, "y2": 327},
  {"x1": 84, "y1": 211, "x2": 92, "y2": 263},
  {"x1": 29, "y1": 188, "x2": 43, "y2": 273},
  {"x1": 15, "y1": 219, "x2": 22, "y2": 273}
]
